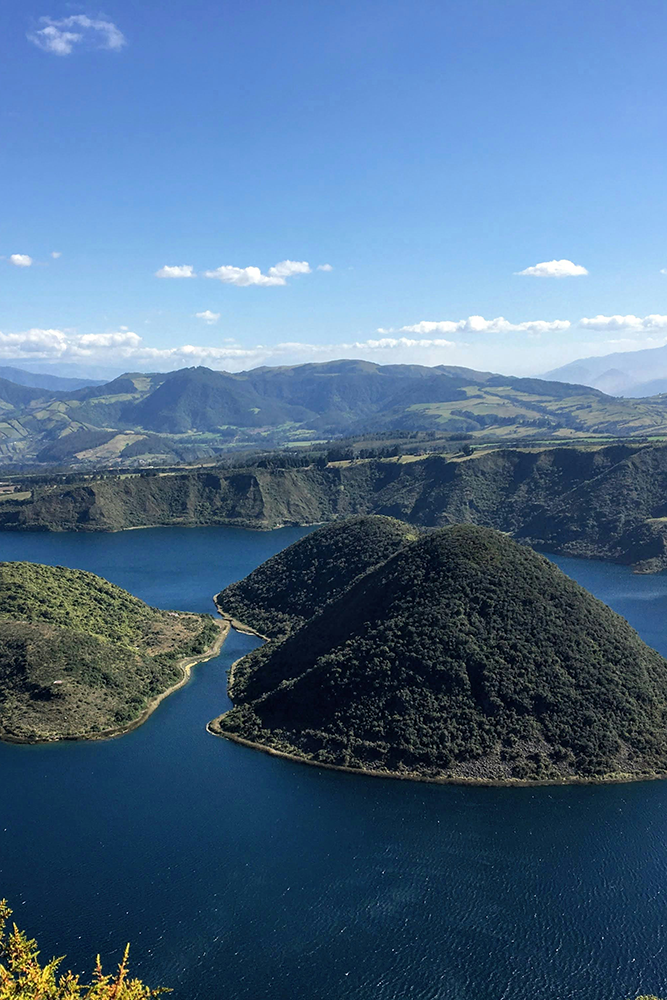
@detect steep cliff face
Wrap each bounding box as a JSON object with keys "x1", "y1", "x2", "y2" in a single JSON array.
[{"x1": 2, "y1": 444, "x2": 667, "y2": 570}]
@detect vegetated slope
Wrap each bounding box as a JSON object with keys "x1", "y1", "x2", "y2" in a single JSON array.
[
  {"x1": 212, "y1": 524, "x2": 667, "y2": 784},
  {"x1": 0, "y1": 377, "x2": 48, "y2": 408},
  {"x1": 0, "y1": 562, "x2": 220, "y2": 742},
  {"x1": 216, "y1": 515, "x2": 417, "y2": 637},
  {"x1": 4, "y1": 360, "x2": 667, "y2": 467},
  {"x1": 6, "y1": 443, "x2": 667, "y2": 570}
]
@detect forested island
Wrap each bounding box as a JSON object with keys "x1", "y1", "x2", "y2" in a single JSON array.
[
  {"x1": 3, "y1": 442, "x2": 667, "y2": 571},
  {"x1": 211, "y1": 518, "x2": 667, "y2": 784},
  {"x1": 0, "y1": 562, "x2": 223, "y2": 743}
]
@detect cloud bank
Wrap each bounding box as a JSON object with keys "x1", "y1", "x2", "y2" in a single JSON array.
[
  {"x1": 4, "y1": 314, "x2": 667, "y2": 374},
  {"x1": 27, "y1": 15, "x2": 126, "y2": 56},
  {"x1": 579, "y1": 314, "x2": 667, "y2": 331},
  {"x1": 516, "y1": 259, "x2": 588, "y2": 278},
  {"x1": 380, "y1": 316, "x2": 571, "y2": 336}
]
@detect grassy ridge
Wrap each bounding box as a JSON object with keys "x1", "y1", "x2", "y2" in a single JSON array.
[
  {"x1": 0, "y1": 562, "x2": 220, "y2": 742},
  {"x1": 212, "y1": 522, "x2": 667, "y2": 784},
  {"x1": 4, "y1": 443, "x2": 667, "y2": 571}
]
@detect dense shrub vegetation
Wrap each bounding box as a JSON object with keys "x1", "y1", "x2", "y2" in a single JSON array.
[
  {"x1": 217, "y1": 515, "x2": 417, "y2": 637},
  {"x1": 0, "y1": 900, "x2": 164, "y2": 997},
  {"x1": 212, "y1": 522, "x2": 667, "y2": 783},
  {"x1": 0, "y1": 562, "x2": 219, "y2": 742}
]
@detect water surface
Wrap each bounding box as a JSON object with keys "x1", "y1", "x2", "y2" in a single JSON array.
[{"x1": 2, "y1": 529, "x2": 667, "y2": 1000}]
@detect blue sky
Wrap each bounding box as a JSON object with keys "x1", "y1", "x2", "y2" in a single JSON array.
[{"x1": 2, "y1": 0, "x2": 667, "y2": 376}]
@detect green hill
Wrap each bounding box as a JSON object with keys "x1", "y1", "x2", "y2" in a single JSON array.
[
  {"x1": 211, "y1": 522, "x2": 667, "y2": 784},
  {"x1": 0, "y1": 562, "x2": 222, "y2": 743},
  {"x1": 3, "y1": 360, "x2": 667, "y2": 467},
  {"x1": 216, "y1": 515, "x2": 417, "y2": 637}
]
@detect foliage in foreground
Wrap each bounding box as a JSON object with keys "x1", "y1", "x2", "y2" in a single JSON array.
[{"x1": 0, "y1": 901, "x2": 166, "y2": 998}]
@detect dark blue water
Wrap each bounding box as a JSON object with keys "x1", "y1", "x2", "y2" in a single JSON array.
[{"x1": 2, "y1": 530, "x2": 667, "y2": 1000}]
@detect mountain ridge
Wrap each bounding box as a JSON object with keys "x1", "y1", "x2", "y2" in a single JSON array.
[
  {"x1": 545, "y1": 343, "x2": 667, "y2": 397},
  {"x1": 2, "y1": 359, "x2": 667, "y2": 468}
]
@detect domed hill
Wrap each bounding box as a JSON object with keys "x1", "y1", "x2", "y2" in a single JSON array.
[
  {"x1": 215, "y1": 515, "x2": 417, "y2": 638},
  {"x1": 0, "y1": 562, "x2": 222, "y2": 743},
  {"x1": 210, "y1": 524, "x2": 667, "y2": 784}
]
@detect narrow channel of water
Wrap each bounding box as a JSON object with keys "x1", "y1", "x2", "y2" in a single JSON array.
[{"x1": 2, "y1": 527, "x2": 667, "y2": 1000}]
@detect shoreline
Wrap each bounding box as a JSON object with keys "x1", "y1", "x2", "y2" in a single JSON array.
[
  {"x1": 206, "y1": 724, "x2": 667, "y2": 788},
  {"x1": 0, "y1": 516, "x2": 662, "y2": 575},
  {"x1": 1, "y1": 618, "x2": 230, "y2": 747},
  {"x1": 211, "y1": 600, "x2": 271, "y2": 696}
]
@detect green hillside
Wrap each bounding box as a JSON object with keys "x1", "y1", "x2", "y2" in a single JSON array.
[
  {"x1": 0, "y1": 562, "x2": 221, "y2": 742},
  {"x1": 216, "y1": 515, "x2": 417, "y2": 637},
  {"x1": 211, "y1": 523, "x2": 667, "y2": 784},
  {"x1": 3, "y1": 360, "x2": 667, "y2": 468},
  {"x1": 5, "y1": 442, "x2": 667, "y2": 571}
]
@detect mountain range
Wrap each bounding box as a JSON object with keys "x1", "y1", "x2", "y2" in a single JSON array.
[
  {"x1": 545, "y1": 342, "x2": 667, "y2": 397},
  {"x1": 3, "y1": 359, "x2": 667, "y2": 468},
  {"x1": 0, "y1": 366, "x2": 104, "y2": 393}
]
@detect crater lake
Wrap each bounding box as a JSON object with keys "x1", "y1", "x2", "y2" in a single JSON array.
[{"x1": 2, "y1": 526, "x2": 667, "y2": 1000}]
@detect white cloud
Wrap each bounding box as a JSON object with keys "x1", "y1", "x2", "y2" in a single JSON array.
[
  {"x1": 579, "y1": 314, "x2": 667, "y2": 332},
  {"x1": 8, "y1": 310, "x2": 667, "y2": 375},
  {"x1": 9, "y1": 254, "x2": 33, "y2": 268},
  {"x1": 268, "y1": 260, "x2": 311, "y2": 278},
  {"x1": 28, "y1": 15, "x2": 126, "y2": 56},
  {"x1": 357, "y1": 337, "x2": 456, "y2": 350},
  {"x1": 204, "y1": 265, "x2": 283, "y2": 287},
  {"x1": 204, "y1": 259, "x2": 311, "y2": 286},
  {"x1": 51, "y1": 251, "x2": 61, "y2": 259},
  {"x1": 78, "y1": 331, "x2": 142, "y2": 349},
  {"x1": 155, "y1": 264, "x2": 196, "y2": 279},
  {"x1": 516, "y1": 259, "x2": 588, "y2": 278},
  {"x1": 660, "y1": 268, "x2": 667, "y2": 276},
  {"x1": 317, "y1": 263, "x2": 333, "y2": 271},
  {"x1": 0, "y1": 328, "x2": 142, "y2": 361},
  {"x1": 0, "y1": 329, "x2": 69, "y2": 358},
  {"x1": 0, "y1": 326, "x2": 460, "y2": 369},
  {"x1": 195, "y1": 310, "x2": 221, "y2": 325},
  {"x1": 380, "y1": 315, "x2": 571, "y2": 336}
]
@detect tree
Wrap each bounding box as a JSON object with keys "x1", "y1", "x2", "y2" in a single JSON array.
[{"x1": 0, "y1": 900, "x2": 167, "y2": 998}]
